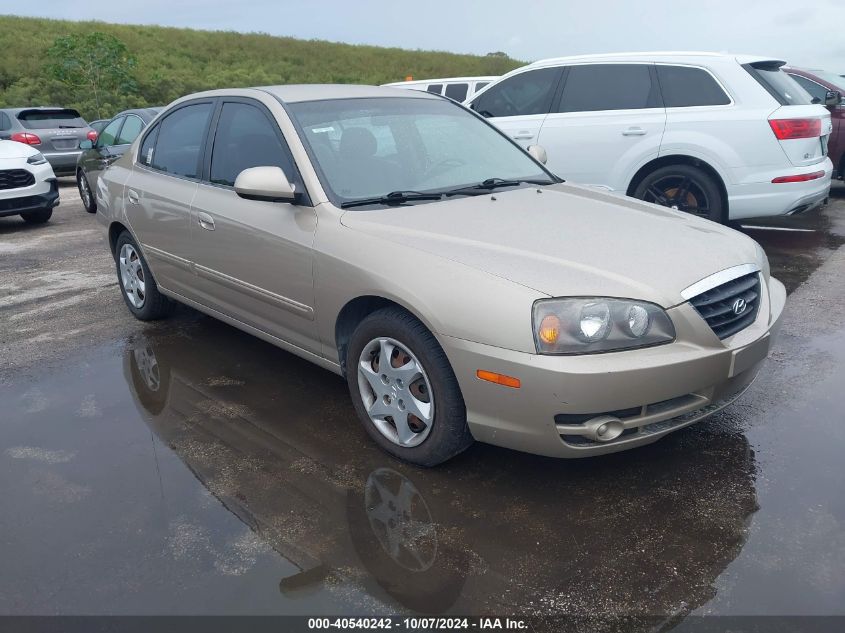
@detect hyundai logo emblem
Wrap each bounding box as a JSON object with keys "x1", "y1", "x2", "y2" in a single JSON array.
[{"x1": 732, "y1": 298, "x2": 747, "y2": 315}]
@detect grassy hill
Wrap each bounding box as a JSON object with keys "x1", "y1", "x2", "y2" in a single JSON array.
[{"x1": 0, "y1": 15, "x2": 523, "y2": 120}]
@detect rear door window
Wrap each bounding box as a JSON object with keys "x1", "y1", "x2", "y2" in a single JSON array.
[
  {"x1": 209, "y1": 101, "x2": 295, "y2": 187},
  {"x1": 474, "y1": 81, "x2": 490, "y2": 92},
  {"x1": 557, "y1": 64, "x2": 659, "y2": 112},
  {"x1": 116, "y1": 115, "x2": 144, "y2": 145},
  {"x1": 426, "y1": 84, "x2": 444, "y2": 95},
  {"x1": 0, "y1": 112, "x2": 11, "y2": 131},
  {"x1": 16, "y1": 108, "x2": 87, "y2": 129},
  {"x1": 744, "y1": 63, "x2": 812, "y2": 105},
  {"x1": 656, "y1": 66, "x2": 731, "y2": 107},
  {"x1": 470, "y1": 67, "x2": 561, "y2": 118},
  {"x1": 444, "y1": 83, "x2": 469, "y2": 102},
  {"x1": 97, "y1": 117, "x2": 124, "y2": 147},
  {"x1": 150, "y1": 102, "x2": 213, "y2": 178},
  {"x1": 788, "y1": 74, "x2": 829, "y2": 103}
]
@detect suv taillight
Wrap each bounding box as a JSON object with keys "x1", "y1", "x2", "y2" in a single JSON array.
[
  {"x1": 769, "y1": 118, "x2": 821, "y2": 140},
  {"x1": 10, "y1": 132, "x2": 42, "y2": 145}
]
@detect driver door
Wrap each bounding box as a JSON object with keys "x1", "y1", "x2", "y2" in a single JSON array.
[{"x1": 468, "y1": 66, "x2": 562, "y2": 149}]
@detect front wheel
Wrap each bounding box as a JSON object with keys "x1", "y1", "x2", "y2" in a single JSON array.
[
  {"x1": 346, "y1": 307, "x2": 473, "y2": 467},
  {"x1": 20, "y1": 208, "x2": 52, "y2": 224},
  {"x1": 77, "y1": 170, "x2": 97, "y2": 213},
  {"x1": 633, "y1": 165, "x2": 725, "y2": 223}
]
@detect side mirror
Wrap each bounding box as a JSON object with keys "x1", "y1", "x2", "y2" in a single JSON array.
[
  {"x1": 79, "y1": 139, "x2": 93, "y2": 150},
  {"x1": 824, "y1": 90, "x2": 842, "y2": 107},
  {"x1": 234, "y1": 166, "x2": 296, "y2": 202},
  {"x1": 527, "y1": 144, "x2": 548, "y2": 165}
]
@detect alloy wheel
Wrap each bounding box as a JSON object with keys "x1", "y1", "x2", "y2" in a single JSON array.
[
  {"x1": 119, "y1": 243, "x2": 146, "y2": 309},
  {"x1": 78, "y1": 173, "x2": 92, "y2": 209},
  {"x1": 643, "y1": 175, "x2": 711, "y2": 218}
]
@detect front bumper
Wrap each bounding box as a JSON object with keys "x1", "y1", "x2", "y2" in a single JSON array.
[
  {"x1": 0, "y1": 179, "x2": 60, "y2": 218},
  {"x1": 438, "y1": 275, "x2": 787, "y2": 458}
]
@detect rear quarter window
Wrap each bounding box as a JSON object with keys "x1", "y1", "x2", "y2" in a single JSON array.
[
  {"x1": 17, "y1": 109, "x2": 87, "y2": 129},
  {"x1": 744, "y1": 63, "x2": 812, "y2": 105},
  {"x1": 656, "y1": 66, "x2": 731, "y2": 107}
]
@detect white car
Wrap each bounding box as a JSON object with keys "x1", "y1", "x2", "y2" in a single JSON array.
[
  {"x1": 383, "y1": 76, "x2": 497, "y2": 103},
  {"x1": 0, "y1": 140, "x2": 59, "y2": 224},
  {"x1": 467, "y1": 52, "x2": 833, "y2": 222}
]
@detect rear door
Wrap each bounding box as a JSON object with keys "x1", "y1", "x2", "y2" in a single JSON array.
[
  {"x1": 124, "y1": 100, "x2": 215, "y2": 298},
  {"x1": 188, "y1": 98, "x2": 318, "y2": 353},
  {"x1": 744, "y1": 62, "x2": 832, "y2": 167},
  {"x1": 468, "y1": 66, "x2": 562, "y2": 149},
  {"x1": 538, "y1": 63, "x2": 665, "y2": 188}
]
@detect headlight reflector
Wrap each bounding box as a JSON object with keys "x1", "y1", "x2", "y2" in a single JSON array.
[
  {"x1": 533, "y1": 298, "x2": 675, "y2": 354},
  {"x1": 27, "y1": 152, "x2": 47, "y2": 165}
]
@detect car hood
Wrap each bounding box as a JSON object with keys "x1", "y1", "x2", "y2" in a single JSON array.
[
  {"x1": 0, "y1": 140, "x2": 35, "y2": 160},
  {"x1": 340, "y1": 183, "x2": 763, "y2": 308}
]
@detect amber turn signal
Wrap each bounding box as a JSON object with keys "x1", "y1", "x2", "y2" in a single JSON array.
[
  {"x1": 538, "y1": 314, "x2": 561, "y2": 345},
  {"x1": 476, "y1": 370, "x2": 521, "y2": 389}
]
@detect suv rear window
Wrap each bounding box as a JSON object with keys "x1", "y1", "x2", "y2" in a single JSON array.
[
  {"x1": 16, "y1": 109, "x2": 87, "y2": 129},
  {"x1": 744, "y1": 63, "x2": 812, "y2": 105},
  {"x1": 656, "y1": 66, "x2": 731, "y2": 107}
]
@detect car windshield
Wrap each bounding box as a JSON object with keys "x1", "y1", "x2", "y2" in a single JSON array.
[{"x1": 287, "y1": 97, "x2": 553, "y2": 207}]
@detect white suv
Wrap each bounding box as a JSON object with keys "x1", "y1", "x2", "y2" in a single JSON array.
[
  {"x1": 467, "y1": 52, "x2": 833, "y2": 222},
  {"x1": 0, "y1": 140, "x2": 59, "y2": 224}
]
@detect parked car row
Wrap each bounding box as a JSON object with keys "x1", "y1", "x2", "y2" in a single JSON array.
[
  {"x1": 94, "y1": 82, "x2": 786, "y2": 466},
  {"x1": 383, "y1": 76, "x2": 497, "y2": 103}
]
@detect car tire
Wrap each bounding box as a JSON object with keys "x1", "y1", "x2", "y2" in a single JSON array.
[
  {"x1": 633, "y1": 164, "x2": 725, "y2": 223},
  {"x1": 345, "y1": 306, "x2": 473, "y2": 467},
  {"x1": 20, "y1": 208, "x2": 52, "y2": 224},
  {"x1": 77, "y1": 170, "x2": 97, "y2": 213},
  {"x1": 114, "y1": 230, "x2": 173, "y2": 321}
]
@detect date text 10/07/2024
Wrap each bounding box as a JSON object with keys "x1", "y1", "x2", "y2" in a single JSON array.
[{"x1": 307, "y1": 618, "x2": 529, "y2": 630}]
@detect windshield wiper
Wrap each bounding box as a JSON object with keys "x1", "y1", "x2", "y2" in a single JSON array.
[
  {"x1": 443, "y1": 177, "x2": 556, "y2": 197},
  {"x1": 340, "y1": 190, "x2": 443, "y2": 209}
]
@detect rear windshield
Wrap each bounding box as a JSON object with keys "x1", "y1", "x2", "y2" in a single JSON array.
[
  {"x1": 744, "y1": 63, "x2": 812, "y2": 106},
  {"x1": 16, "y1": 109, "x2": 87, "y2": 130}
]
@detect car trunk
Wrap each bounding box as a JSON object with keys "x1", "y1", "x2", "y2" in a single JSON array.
[
  {"x1": 744, "y1": 61, "x2": 832, "y2": 167},
  {"x1": 16, "y1": 108, "x2": 89, "y2": 152},
  {"x1": 768, "y1": 104, "x2": 832, "y2": 167}
]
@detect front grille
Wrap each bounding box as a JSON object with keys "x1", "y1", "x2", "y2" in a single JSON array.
[
  {"x1": 0, "y1": 169, "x2": 35, "y2": 190},
  {"x1": 689, "y1": 272, "x2": 761, "y2": 339}
]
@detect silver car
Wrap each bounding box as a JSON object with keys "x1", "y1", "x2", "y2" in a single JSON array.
[
  {"x1": 96, "y1": 85, "x2": 786, "y2": 466},
  {"x1": 0, "y1": 107, "x2": 94, "y2": 176}
]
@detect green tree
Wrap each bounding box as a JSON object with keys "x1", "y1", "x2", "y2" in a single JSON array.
[{"x1": 45, "y1": 32, "x2": 137, "y2": 118}]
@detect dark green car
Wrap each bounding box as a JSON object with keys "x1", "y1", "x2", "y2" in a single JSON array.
[{"x1": 76, "y1": 107, "x2": 161, "y2": 213}]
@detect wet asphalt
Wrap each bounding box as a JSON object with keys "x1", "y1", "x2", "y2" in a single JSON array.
[{"x1": 0, "y1": 180, "x2": 844, "y2": 624}]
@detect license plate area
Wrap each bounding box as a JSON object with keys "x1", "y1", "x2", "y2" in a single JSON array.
[{"x1": 730, "y1": 334, "x2": 770, "y2": 377}]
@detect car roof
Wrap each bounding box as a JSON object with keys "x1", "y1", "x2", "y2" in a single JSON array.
[
  {"x1": 383, "y1": 76, "x2": 498, "y2": 86},
  {"x1": 524, "y1": 51, "x2": 784, "y2": 68},
  {"x1": 179, "y1": 84, "x2": 443, "y2": 104},
  {"x1": 115, "y1": 107, "x2": 164, "y2": 119}
]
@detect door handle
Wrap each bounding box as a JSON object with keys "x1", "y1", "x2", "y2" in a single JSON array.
[
  {"x1": 512, "y1": 131, "x2": 534, "y2": 140},
  {"x1": 127, "y1": 189, "x2": 140, "y2": 205},
  {"x1": 197, "y1": 212, "x2": 215, "y2": 231},
  {"x1": 622, "y1": 127, "x2": 647, "y2": 136}
]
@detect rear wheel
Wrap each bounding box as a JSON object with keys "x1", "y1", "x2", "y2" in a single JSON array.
[
  {"x1": 77, "y1": 170, "x2": 96, "y2": 213},
  {"x1": 114, "y1": 231, "x2": 172, "y2": 320},
  {"x1": 346, "y1": 307, "x2": 473, "y2": 466},
  {"x1": 20, "y1": 208, "x2": 52, "y2": 224},
  {"x1": 633, "y1": 164, "x2": 724, "y2": 223}
]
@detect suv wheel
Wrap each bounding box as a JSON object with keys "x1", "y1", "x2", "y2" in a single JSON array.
[
  {"x1": 77, "y1": 170, "x2": 97, "y2": 213},
  {"x1": 114, "y1": 231, "x2": 173, "y2": 320},
  {"x1": 346, "y1": 307, "x2": 473, "y2": 466},
  {"x1": 20, "y1": 208, "x2": 53, "y2": 224},
  {"x1": 634, "y1": 165, "x2": 724, "y2": 223}
]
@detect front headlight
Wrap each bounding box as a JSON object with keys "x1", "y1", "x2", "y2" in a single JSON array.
[
  {"x1": 533, "y1": 298, "x2": 675, "y2": 354},
  {"x1": 27, "y1": 153, "x2": 47, "y2": 165}
]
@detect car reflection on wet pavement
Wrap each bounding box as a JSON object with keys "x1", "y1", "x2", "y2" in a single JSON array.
[{"x1": 1, "y1": 182, "x2": 844, "y2": 625}]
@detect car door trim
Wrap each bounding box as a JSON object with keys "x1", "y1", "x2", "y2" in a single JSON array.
[
  {"x1": 193, "y1": 263, "x2": 315, "y2": 319},
  {"x1": 141, "y1": 243, "x2": 193, "y2": 272}
]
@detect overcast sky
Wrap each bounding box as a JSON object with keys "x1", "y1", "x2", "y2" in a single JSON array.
[{"x1": 8, "y1": 0, "x2": 845, "y2": 71}]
